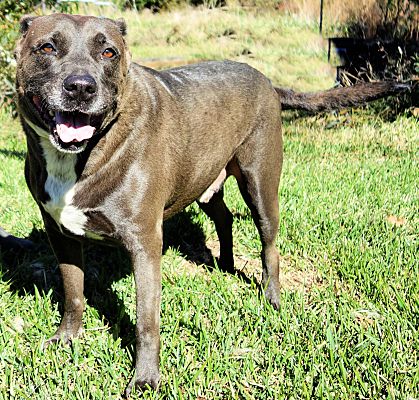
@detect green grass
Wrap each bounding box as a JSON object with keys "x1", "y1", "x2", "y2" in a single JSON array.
[{"x1": 1, "y1": 6, "x2": 418, "y2": 400}]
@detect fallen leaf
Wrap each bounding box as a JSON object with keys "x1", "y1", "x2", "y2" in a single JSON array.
[
  {"x1": 386, "y1": 215, "x2": 407, "y2": 226},
  {"x1": 10, "y1": 316, "x2": 25, "y2": 333}
]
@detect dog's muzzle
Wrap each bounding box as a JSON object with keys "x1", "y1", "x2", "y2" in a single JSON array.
[{"x1": 27, "y1": 76, "x2": 106, "y2": 153}]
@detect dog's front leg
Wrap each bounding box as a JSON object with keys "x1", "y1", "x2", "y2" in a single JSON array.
[
  {"x1": 43, "y1": 216, "x2": 84, "y2": 347},
  {"x1": 125, "y1": 224, "x2": 163, "y2": 396}
]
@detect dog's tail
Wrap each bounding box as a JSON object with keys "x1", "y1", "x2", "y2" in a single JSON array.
[{"x1": 275, "y1": 81, "x2": 410, "y2": 112}]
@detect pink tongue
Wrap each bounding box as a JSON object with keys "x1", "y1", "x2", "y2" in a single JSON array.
[{"x1": 55, "y1": 111, "x2": 95, "y2": 143}]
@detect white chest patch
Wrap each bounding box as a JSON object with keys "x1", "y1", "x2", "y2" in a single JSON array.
[{"x1": 40, "y1": 139, "x2": 87, "y2": 236}]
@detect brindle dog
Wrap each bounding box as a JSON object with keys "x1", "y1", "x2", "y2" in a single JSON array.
[{"x1": 15, "y1": 13, "x2": 407, "y2": 395}]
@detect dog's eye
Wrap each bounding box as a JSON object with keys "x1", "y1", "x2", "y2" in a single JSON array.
[
  {"x1": 40, "y1": 43, "x2": 56, "y2": 54},
  {"x1": 102, "y1": 48, "x2": 116, "y2": 59}
]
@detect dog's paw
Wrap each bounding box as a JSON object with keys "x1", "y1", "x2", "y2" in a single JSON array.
[
  {"x1": 124, "y1": 369, "x2": 160, "y2": 398},
  {"x1": 42, "y1": 327, "x2": 83, "y2": 350},
  {"x1": 265, "y1": 284, "x2": 281, "y2": 310}
]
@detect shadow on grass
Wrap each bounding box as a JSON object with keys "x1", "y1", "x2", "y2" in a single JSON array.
[
  {"x1": 0, "y1": 149, "x2": 26, "y2": 160},
  {"x1": 163, "y1": 210, "x2": 214, "y2": 267},
  {"x1": 163, "y1": 209, "x2": 256, "y2": 286},
  {"x1": 0, "y1": 228, "x2": 136, "y2": 347},
  {"x1": 0, "y1": 208, "x2": 255, "y2": 349}
]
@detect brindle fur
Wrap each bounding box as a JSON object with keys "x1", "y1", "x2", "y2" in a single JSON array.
[{"x1": 15, "y1": 13, "x2": 407, "y2": 396}]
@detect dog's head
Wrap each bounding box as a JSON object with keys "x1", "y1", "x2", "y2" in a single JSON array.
[{"x1": 15, "y1": 14, "x2": 130, "y2": 153}]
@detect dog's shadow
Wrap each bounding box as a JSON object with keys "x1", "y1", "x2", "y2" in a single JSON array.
[{"x1": 0, "y1": 208, "x2": 244, "y2": 349}]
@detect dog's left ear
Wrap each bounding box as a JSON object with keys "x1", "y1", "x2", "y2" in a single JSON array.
[
  {"x1": 19, "y1": 15, "x2": 38, "y2": 36},
  {"x1": 102, "y1": 17, "x2": 127, "y2": 36},
  {"x1": 114, "y1": 18, "x2": 127, "y2": 36}
]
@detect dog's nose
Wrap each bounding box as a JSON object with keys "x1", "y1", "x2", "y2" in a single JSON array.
[{"x1": 63, "y1": 74, "x2": 97, "y2": 101}]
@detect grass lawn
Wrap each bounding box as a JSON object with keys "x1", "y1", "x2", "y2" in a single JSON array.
[{"x1": 0, "y1": 6, "x2": 418, "y2": 400}]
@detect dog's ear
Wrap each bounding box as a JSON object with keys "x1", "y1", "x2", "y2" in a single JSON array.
[
  {"x1": 114, "y1": 18, "x2": 127, "y2": 36},
  {"x1": 101, "y1": 17, "x2": 127, "y2": 36},
  {"x1": 20, "y1": 15, "x2": 38, "y2": 35}
]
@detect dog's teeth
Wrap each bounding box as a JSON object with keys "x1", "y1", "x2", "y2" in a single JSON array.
[{"x1": 49, "y1": 110, "x2": 54, "y2": 117}]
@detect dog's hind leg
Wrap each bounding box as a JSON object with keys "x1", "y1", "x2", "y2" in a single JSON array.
[
  {"x1": 233, "y1": 126, "x2": 283, "y2": 310},
  {"x1": 198, "y1": 188, "x2": 234, "y2": 273}
]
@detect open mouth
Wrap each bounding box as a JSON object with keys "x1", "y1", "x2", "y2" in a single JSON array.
[{"x1": 32, "y1": 95, "x2": 102, "y2": 153}]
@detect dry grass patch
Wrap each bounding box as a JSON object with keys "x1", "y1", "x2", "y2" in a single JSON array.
[
  {"x1": 281, "y1": 0, "x2": 378, "y2": 30},
  {"x1": 169, "y1": 238, "x2": 325, "y2": 295},
  {"x1": 89, "y1": 6, "x2": 335, "y2": 91}
]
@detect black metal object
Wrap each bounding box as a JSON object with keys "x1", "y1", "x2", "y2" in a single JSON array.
[
  {"x1": 319, "y1": 0, "x2": 323, "y2": 34},
  {"x1": 328, "y1": 37, "x2": 418, "y2": 84}
]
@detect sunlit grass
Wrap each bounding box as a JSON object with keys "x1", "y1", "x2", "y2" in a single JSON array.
[{"x1": 0, "y1": 6, "x2": 418, "y2": 400}]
